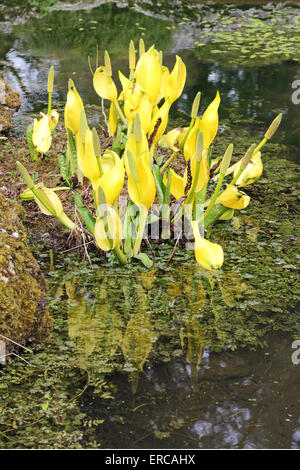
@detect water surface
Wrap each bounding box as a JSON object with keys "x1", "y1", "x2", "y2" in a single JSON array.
[{"x1": 1, "y1": 1, "x2": 300, "y2": 153}]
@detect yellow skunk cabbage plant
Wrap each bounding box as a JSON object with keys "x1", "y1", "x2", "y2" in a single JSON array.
[
  {"x1": 27, "y1": 66, "x2": 59, "y2": 160},
  {"x1": 18, "y1": 41, "x2": 282, "y2": 270}
]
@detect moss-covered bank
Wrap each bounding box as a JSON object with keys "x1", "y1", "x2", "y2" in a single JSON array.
[{"x1": 0, "y1": 192, "x2": 52, "y2": 349}]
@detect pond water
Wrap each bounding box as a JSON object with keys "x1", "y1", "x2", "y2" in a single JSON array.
[
  {"x1": 1, "y1": 0, "x2": 300, "y2": 152},
  {"x1": 0, "y1": 0, "x2": 299, "y2": 449}
]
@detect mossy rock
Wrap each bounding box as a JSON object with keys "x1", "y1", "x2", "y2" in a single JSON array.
[
  {"x1": 0, "y1": 76, "x2": 21, "y2": 133},
  {"x1": 0, "y1": 192, "x2": 52, "y2": 351}
]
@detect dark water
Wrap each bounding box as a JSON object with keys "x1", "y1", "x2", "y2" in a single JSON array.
[
  {"x1": 93, "y1": 333, "x2": 300, "y2": 449},
  {"x1": 1, "y1": 1, "x2": 300, "y2": 153},
  {"x1": 0, "y1": 0, "x2": 300, "y2": 449}
]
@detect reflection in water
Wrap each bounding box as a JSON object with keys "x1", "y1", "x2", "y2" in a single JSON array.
[
  {"x1": 179, "y1": 315, "x2": 206, "y2": 388},
  {"x1": 122, "y1": 283, "x2": 154, "y2": 393},
  {"x1": 219, "y1": 271, "x2": 247, "y2": 308},
  {"x1": 91, "y1": 331, "x2": 300, "y2": 449},
  {"x1": 47, "y1": 252, "x2": 300, "y2": 449},
  {"x1": 52, "y1": 276, "x2": 124, "y2": 370},
  {"x1": 50, "y1": 265, "x2": 252, "y2": 392}
]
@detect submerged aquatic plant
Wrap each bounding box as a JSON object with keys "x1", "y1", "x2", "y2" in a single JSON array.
[{"x1": 18, "y1": 40, "x2": 282, "y2": 271}]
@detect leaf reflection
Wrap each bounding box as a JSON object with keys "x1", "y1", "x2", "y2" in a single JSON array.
[{"x1": 48, "y1": 262, "x2": 251, "y2": 389}]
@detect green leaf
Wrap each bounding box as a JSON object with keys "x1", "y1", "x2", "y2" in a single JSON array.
[
  {"x1": 26, "y1": 124, "x2": 39, "y2": 161},
  {"x1": 58, "y1": 153, "x2": 71, "y2": 186},
  {"x1": 66, "y1": 129, "x2": 78, "y2": 176},
  {"x1": 134, "y1": 252, "x2": 153, "y2": 268},
  {"x1": 16, "y1": 161, "x2": 35, "y2": 188},
  {"x1": 73, "y1": 192, "x2": 96, "y2": 234},
  {"x1": 204, "y1": 204, "x2": 228, "y2": 229},
  {"x1": 152, "y1": 164, "x2": 165, "y2": 205},
  {"x1": 147, "y1": 213, "x2": 160, "y2": 224}
]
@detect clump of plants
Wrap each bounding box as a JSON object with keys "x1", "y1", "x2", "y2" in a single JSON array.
[{"x1": 17, "y1": 39, "x2": 282, "y2": 270}]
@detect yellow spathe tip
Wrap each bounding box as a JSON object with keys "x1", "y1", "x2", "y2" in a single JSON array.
[
  {"x1": 216, "y1": 184, "x2": 250, "y2": 210},
  {"x1": 192, "y1": 221, "x2": 224, "y2": 270},
  {"x1": 32, "y1": 114, "x2": 52, "y2": 153},
  {"x1": 93, "y1": 66, "x2": 118, "y2": 102}
]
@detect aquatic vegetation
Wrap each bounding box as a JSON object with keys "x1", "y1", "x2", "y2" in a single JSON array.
[
  {"x1": 17, "y1": 40, "x2": 282, "y2": 271},
  {"x1": 191, "y1": 5, "x2": 300, "y2": 66}
]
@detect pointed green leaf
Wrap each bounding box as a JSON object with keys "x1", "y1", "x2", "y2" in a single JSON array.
[{"x1": 134, "y1": 252, "x2": 153, "y2": 268}]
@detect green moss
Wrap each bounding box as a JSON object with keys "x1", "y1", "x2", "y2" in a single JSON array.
[{"x1": 0, "y1": 193, "x2": 52, "y2": 347}]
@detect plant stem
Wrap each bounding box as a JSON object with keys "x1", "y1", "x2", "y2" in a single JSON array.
[
  {"x1": 113, "y1": 100, "x2": 127, "y2": 126},
  {"x1": 204, "y1": 174, "x2": 224, "y2": 221},
  {"x1": 133, "y1": 205, "x2": 148, "y2": 256},
  {"x1": 160, "y1": 150, "x2": 179, "y2": 174},
  {"x1": 253, "y1": 136, "x2": 267, "y2": 154},
  {"x1": 114, "y1": 245, "x2": 128, "y2": 264},
  {"x1": 229, "y1": 137, "x2": 267, "y2": 186},
  {"x1": 47, "y1": 92, "x2": 52, "y2": 116},
  {"x1": 96, "y1": 157, "x2": 104, "y2": 177},
  {"x1": 159, "y1": 118, "x2": 195, "y2": 175}
]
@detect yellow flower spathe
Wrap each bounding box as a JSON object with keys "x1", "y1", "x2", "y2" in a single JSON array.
[
  {"x1": 164, "y1": 55, "x2": 186, "y2": 104},
  {"x1": 125, "y1": 152, "x2": 156, "y2": 209},
  {"x1": 48, "y1": 110, "x2": 59, "y2": 133},
  {"x1": 156, "y1": 65, "x2": 170, "y2": 105},
  {"x1": 159, "y1": 127, "x2": 188, "y2": 152},
  {"x1": 163, "y1": 168, "x2": 185, "y2": 200},
  {"x1": 187, "y1": 150, "x2": 210, "y2": 193},
  {"x1": 125, "y1": 132, "x2": 150, "y2": 167},
  {"x1": 118, "y1": 71, "x2": 131, "y2": 100},
  {"x1": 123, "y1": 85, "x2": 143, "y2": 123},
  {"x1": 34, "y1": 185, "x2": 75, "y2": 230},
  {"x1": 192, "y1": 221, "x2": 224, "y2": 270},
  {"x1": 184, "y1": 92, "x2": 220, "y2": 161},
  {"x1": 64, "y1": 81, "x2": 84, "y2": 135},
  {"x1": 32, "y1": 113, "x2": 52, "y2": 153},
  {"x1": 234, "y1": 152, "x2": 263, "y2": 187},
  {"x1": 108, "y1": 102, "x2": 117, "y2": 136},
  {"x1": 198, "y1": 91, "x2": 220, "y2": 147},
  {"x1": 75, "y1": 129, "x2": 101, "y2": 184},
  {"x1": 94, "y1": 206, "x2": 122, "y2": 252},
  {"x1": 163, "y1": 150, "x2": 209, "y2": 201},
  {"x1": 93, "y1": 66, "x2": 118, "y2": 102},
  {"x1": 137, "y1": 93, "x2": 153, "y2": 135},
  {"x1": 134, "y1": 46, "x2": 162, "y2": 103},
  {"x1": 93, "y1": 150, "x2": 125, "y2": 206},
  {"x1": 216, "y1": 184, "x2": 250, "y2": 209}
]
